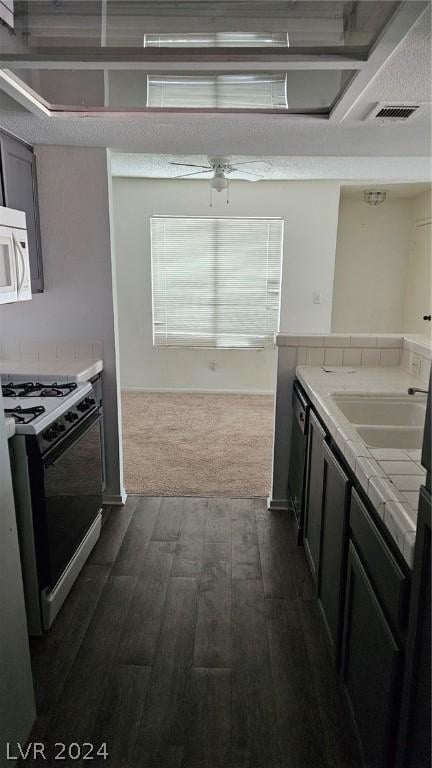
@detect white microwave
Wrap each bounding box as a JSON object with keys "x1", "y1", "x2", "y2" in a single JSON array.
[{"x1": 0, "y1": 206, "x2": 32, "y2": 304}]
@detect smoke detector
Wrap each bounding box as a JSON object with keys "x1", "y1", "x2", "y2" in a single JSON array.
[{"x1": 367, "y1": 102, "x2": 424, "y2": 122}]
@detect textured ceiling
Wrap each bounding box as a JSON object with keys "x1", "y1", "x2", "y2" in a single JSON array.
[
  {"x1": 110, "y1": 153, "x2": 432, "y2": 182},
  {"x1": 0, "y1": 6, "x2": 430, "y2": 161}
]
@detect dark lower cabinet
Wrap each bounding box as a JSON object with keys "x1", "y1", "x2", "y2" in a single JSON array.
[
  {"x1": 341, "y1": 541, "x2": 402, "y2": 768},
  {"x1": 396, "y1": 486, "x2": 431, "y2": 768},
  {"x1": 317, "y1": 441, "x2": 350, "y2": 664},
  {"x1": 303, "y1": 410, "x2": 326, "y2": 583},
  {"x1": 0, "y1": 130, "x2": 44, "y2": 292}
]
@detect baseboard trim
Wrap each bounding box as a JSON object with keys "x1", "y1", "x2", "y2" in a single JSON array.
[
  {"x1": 267, "y1": 496, "x2": 290, "y2": 511},
  {"x1": 122, "y1": 387, "x2": 274, "y2": 396},
  {"x1": 103, "y1": 490, "x2": 127, "y2": 505}
]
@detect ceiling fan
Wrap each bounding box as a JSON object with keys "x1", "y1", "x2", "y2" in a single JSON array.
[{"x1": 169, "y1": 156, "x2": 272, "y2": 205}]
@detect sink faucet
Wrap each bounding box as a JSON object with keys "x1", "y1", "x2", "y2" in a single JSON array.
[{"x1": 407, "y1": 387, "x2": 428, "y2": 395}]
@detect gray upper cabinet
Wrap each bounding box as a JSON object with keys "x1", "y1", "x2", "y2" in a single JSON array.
[{"x1": 0, "y1": 131, "x2": 44, "y2": 292}]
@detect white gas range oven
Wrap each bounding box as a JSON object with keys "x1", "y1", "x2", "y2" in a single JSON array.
[{"x1": 4, "y1": 377, "x2": 104, "y2": 635}]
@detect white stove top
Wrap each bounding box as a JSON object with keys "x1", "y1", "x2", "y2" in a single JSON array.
[{"x1": 2, "y1": 380, "x2": 92, "y2": 435}]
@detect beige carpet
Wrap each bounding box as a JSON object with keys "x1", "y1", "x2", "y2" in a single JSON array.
[{"x1": 122, "y1": 391, "x2": 274, "y2": 497}]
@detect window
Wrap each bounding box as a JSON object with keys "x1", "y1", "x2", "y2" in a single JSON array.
[
  {"x1": 143, "y1": 32, "x2": 290, "y2": 48},
  {"x1": 146, "y1": 74, "x2": 288, "y2": 110},
  {"x1": 151, "y1": 216, "x2": 283, "y2": 348}
]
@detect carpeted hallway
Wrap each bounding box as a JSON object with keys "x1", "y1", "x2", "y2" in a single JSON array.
[{"x1": 122, "y1": 391, "x2": 274, "y2": 497}]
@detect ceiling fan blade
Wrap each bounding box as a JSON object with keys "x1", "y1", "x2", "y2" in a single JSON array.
[
  {"x1": 231, "y1": 168, "x2": 264, "y2": 178},
  {"x1": 169, "y1": 162, "x2": 211, "y2": 169},
  {"x1": 232, "y1": 160, "x2": 272, "y2": 168},
  {"x1": 174, "y1": 170, "x2": 212, "y2": 178}
]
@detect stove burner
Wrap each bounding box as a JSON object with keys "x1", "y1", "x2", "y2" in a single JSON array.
[
  {"x1": 4, "y1": 405, "x2": 46, "y2": 424},
  {"x1": 3, "y1": 381, "x2": 78, "y2": 398},
  {"x1": 1, "y1": 385, "x2": 16, "y2": 398}
]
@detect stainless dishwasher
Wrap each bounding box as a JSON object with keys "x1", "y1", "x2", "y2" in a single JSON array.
[{"x1": 287, "y1": 382, "x2": 310, "y2": 542}]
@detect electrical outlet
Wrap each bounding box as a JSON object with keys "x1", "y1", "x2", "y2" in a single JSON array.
[
  {"x1": 209, "y1": 361, "x2": 216, "y2": 371},
  {"x1": 411, "y1": 355, "x2": 422, "y2": 374}
]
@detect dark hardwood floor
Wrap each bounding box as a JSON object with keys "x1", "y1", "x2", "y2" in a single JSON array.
[{"x1": 25, "y1": 496, "x2": 363, "y2": 768}]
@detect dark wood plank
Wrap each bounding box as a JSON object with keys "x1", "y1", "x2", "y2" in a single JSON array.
[
  {"x1": 116, "y1": 541, "x2": 176, "y2": 666},
  {"x1": 194, "y1": 539, "x2": 232, "y2": 668},
  {"x1": 151, "y1": 497, "x2": 185, "y2": 541},
  {"x1": 255, "y1": 506, "x2": 298, "y2": 600},
  {"x1": 133, "y1": 577, "x2": 199, "y2": 766},
  {"x1": 89, "y1": 499, "x2": 136, "y2": 566},
  {"x1": 232, "y1": 499, "x2": 261, "y2": 580},
  {"x1": 171, "y1": 498, "x2": 207, "y2": 577},
  {"x1": 231, "y1": 578, "x2": 281, "y2": 768},
  {"x1": 200, "y1": 540, "x2": 231, "y2": 590},
  {"x1": 30, "y1": 563, "x2": 110, "y2": 717},
  {"x1": 299, "y1": 599, "x2": 363, "y2": 768},
  {"x1": 111, "y1": 497, "x2": 160, "y2": 577},
  {"x1": 181, "y1": 668, "x2": 231, "y2": 768},
  {"x1": 43, "y1": 573, "x2": 139, "y2": 743},
  {"x1": 90, "y1": 664, "x2": 152, "y2": 767},
  {"x1": 265, "y1": 598, "x2": 329, "y2": 768},
  {"x1": 206, "y1": 498, "x2": 232, "y2": 542}
]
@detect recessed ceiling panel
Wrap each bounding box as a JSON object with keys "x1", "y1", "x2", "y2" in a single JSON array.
[
  {"x1": 6, "y1": 1, "x2": 399, "y2": 54},
  {"x1": 9, "y1": 68, "x2": 355, "y2": 113}
]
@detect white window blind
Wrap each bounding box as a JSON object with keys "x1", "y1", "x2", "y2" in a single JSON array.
[
  {"x1": 147, "y1": 74, "x2": 288, "y2": 109},
  {"x1": 151, "y1": 216, "x2": 283, "y2": 349},
  {"x1": 143, "y1": 32, "x2": 289, "y2": 48}
]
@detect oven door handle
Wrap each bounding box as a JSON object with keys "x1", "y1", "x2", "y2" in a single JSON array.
[{"x1": 43, "y1": 409, "x2": 101, "y2": 467}]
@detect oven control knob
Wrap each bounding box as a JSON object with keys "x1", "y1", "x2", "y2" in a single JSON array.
[
  {"x1": 77, "y1": 397, "x2": 94, "y2": 412},
  {"x1": 65, "y1": 411, "x2": 78, "y2": 423},
  {"x1": 43, "y1": 428, "x2": 56, "y2": 441},
  {"x1": 56, "y1": 422, "x2": 66, "y2": 433}
]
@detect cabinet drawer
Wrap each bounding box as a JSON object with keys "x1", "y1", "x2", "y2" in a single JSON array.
[{"x1": 350, "y1": 489, "x2": 409, "y2": 631}]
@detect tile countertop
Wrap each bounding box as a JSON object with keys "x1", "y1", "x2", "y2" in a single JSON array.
[
  {"x1": 5, "y1": 417, "x2": 15, "y2": 440},
  {"x1": 0, "y1": 358, "x2": 103, "y2": 383},
  {"x1": 296, "y1": 365, "x2": 428, "y2": 568}
]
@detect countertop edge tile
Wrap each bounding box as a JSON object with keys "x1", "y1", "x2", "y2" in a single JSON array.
[{"x1": 296, "y1": 364, "x2": 424, "y2": 567}]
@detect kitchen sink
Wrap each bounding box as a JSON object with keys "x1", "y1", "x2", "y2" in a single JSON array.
[
  {"x1": 332, "y1": 393, "x2": 426, "y2": 450},
  {"x1": 355, "y1": 425, "x2": 423, "y2": 450},
  {"x1": 333, "y1": 394, "x2": 426, "y2": 427}
]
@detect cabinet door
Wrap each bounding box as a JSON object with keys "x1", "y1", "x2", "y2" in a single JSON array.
[
  {"x1": 303, "y1": 410, "x2": 326, "y2": 583},
  {"x1": 396, "y1": 486, "x2": 431, "y2": 768},
  {"x1": 342, "y1": 542, "x2": 402, "y2": 768},
  {"x1": 0, "y1": 132, "x2": 44, "y2": 292},
  {"x1": 317, "y1": 442, "x2": 350, "y2": 664}
]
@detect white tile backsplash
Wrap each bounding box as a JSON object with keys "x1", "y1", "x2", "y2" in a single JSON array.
[
  {"x1": 350, "y1": 335, "x2": 378, "y2": 348},
  {"x1": 324, "y1": 348, "x2": 344, "y2": 366},
  {"x1": 0, "y1": 340, "x2": 103, "y2": 363},
  {"x1": 361, "y1": 348, "x2": 381, "y2": 367},
  {"x1": 306, "y1": 347, "x2": 325, "y2": 365},
  {"x1": 379, "y1": 348, "x2": 400, "y2": 366},
  {"x1": 298, "y1": 335, "x2": 324, "y2": 347},
  {"x1": 343, "y1": 348, "x2": 362, "y2": 366},
  {"x1": 323, "y1": 335, "x2": 350, "y2": 347}
]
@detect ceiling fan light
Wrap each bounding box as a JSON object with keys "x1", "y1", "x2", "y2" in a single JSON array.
[
  {"x1": 364, "y1": 190, "x2": 386, "y2": 206},
  {"x1": 211, "y1": 175, "x2": 228, "y2": 192}
]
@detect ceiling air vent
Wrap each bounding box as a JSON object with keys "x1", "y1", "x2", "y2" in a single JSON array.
[{"x1": 367, "y1": 103, "x2": 423, "y2": 122}]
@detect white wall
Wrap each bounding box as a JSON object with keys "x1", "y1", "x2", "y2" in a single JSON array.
[
  {"x1": 403, "y1": 190, "x2": 432, "y2": 335},
  {"x1": 0, "y1": 147, "x2": 124, "y2": 502},
  {"x1": 331, "y1": 195, "x2": 414, "y2": 333},
  {"x1": 112, "y1": 177, "x2": 340, "y2": 392}
]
